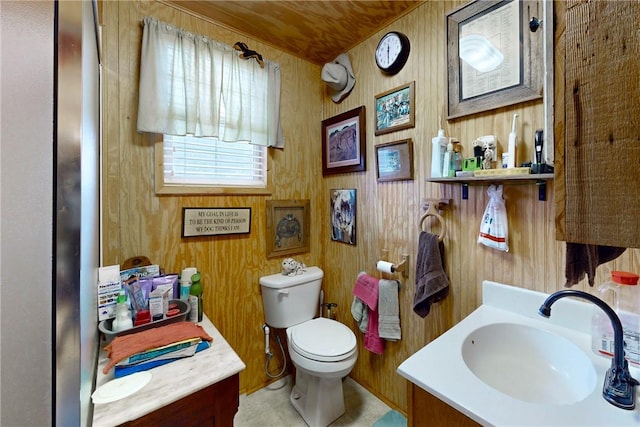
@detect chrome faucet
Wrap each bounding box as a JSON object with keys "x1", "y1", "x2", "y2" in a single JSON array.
[{"x1": 538, "y1": 290, "x2": 639, "y2": 410}]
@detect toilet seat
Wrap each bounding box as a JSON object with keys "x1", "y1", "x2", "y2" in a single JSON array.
[{"x1": 289, "y1": 317, "x2": 356, "y2": 362}]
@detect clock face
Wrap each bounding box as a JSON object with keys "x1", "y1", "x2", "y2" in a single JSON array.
[{"x1": 375, "y1": 32, "x2": 410, "y2": 74}]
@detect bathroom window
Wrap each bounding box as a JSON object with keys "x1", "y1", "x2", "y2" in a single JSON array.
[
  {"x1": 156, "y1": 133, "x2": 268, "y2": 193},
  {"x1": 138, "y1": 17, "x2": 283, "y2": 194}
]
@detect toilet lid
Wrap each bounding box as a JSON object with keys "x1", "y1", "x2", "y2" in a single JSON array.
[{"x1": 290, "y1": 317, "x2": 356, "y2": 362}]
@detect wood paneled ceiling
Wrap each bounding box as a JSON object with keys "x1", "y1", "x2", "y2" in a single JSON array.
[{"x1": 164, "y1": 1, "x2": 426, "y2": 65}]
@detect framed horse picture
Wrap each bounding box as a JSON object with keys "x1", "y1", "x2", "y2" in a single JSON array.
[
  {"x1": 374, "y1": 82, "x2": 415, "y2": 136},
  {"x1": 322, "y1": 106, "x2": 366, "y2": 176}
]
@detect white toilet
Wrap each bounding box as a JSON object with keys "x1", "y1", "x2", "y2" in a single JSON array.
[{"x1": 259, "y1": 266, "x2": 358, "y2": 427}]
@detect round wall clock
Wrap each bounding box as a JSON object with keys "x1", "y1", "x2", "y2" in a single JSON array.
[{"x1": 375, "y1": 31, "x2": 410, "y2": 75}]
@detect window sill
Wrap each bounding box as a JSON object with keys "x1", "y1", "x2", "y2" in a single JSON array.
[{"x1": 156, "y1": 184, "x2": 272, "y2": 196}]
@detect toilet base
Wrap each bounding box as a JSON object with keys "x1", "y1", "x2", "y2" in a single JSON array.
[{"x1": 289, "y1": 370, "x2": 345, "y2": 427}]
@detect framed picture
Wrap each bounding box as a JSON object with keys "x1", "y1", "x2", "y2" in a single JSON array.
[
  {"x1": 446, "y1": 0, "x2": 543, "y2": 119},
  {"x1": 375, "y1": 139, "x2": 414, "y2": 182},
  {"x1": 330, "y1": 189, "x2": 356, "y2": 245},
  {"x1": 322, "y1": 106, "x2": 366, "y2": 176},
  {"x1": 266, "y1": 200, "x2": 310, "y2": 258},
  {"x1": 182, "y1": 207, "x2": 251, "y2": 237},
  {"x1": 374, "y1": 81, "x2": 415, "y2": 135}
]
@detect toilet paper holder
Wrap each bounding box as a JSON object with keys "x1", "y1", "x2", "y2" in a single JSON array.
[{"x1": 379, "y1": 249, "x2": 409, "y2": 278}]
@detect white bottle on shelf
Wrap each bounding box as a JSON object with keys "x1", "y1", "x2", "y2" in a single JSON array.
[{"x1": 430, "y1": 118, "x2": 448, "y2": 178}]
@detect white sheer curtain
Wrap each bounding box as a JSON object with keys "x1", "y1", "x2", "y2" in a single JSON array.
[{"x1": 137, "y1": 17, "x2": 284, "y2": 148}]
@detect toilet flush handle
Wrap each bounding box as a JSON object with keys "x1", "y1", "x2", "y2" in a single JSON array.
[{"x1": 278, "y1": 289, "x2": 289, "y2": 295}]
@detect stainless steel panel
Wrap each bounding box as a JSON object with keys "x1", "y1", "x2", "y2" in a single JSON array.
[{"x1": 55, "y1": 1, "x2": 100, "y2": 425}]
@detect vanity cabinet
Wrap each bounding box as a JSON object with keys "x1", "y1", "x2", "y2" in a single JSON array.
[
  {"x1": 92, "y1": 315, "x2": 246, "y2": 427},
  {"x1": 121, "y1": 374, "x2": 239, "y2": 427},
  {"x1": 554, "y1": 1, "x2": 640, "y2": 248},
  {"x1": 408, "y1": 383, "x2": 479, "y2": 427}
]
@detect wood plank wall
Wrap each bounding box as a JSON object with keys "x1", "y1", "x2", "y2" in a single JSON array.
[
  {"x1": 101, "y1": 0, "x2": 640, "y2": 416},
  {"x1": 101, "y1": 0, "x2": 322, "y2": 395}
]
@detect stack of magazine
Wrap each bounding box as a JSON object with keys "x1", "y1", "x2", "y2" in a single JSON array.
[{"x1": 114, "y1": 337, "x2": 210, "y2": 378}]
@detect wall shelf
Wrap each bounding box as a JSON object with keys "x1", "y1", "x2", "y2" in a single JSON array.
[{"x1": 427, "y1": 173, "x2": 554, "y2": 201}]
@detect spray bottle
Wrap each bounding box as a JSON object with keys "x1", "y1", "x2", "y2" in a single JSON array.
[
  {"x1": 189, "y1": 272, "x2": 203, "y2": 322},
  {"x1": 507, "y1": 113, "x2": 518, "y2": 168},
  {"x1": 431, "y1": 117, "x2": 448, "y2": 178}
]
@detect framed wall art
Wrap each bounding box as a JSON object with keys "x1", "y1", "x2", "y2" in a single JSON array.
[
  {"x1": 330, "y1": 189, "x2": 356, "y2": 245},
  {"x1": 446, "y1": 0, "x2": 543, "y2": 119},
  {"x1": 375, "y1": 139, "x2": 414, "y2": 182},
  {"x1": 266, "y1": 199, "x2": 310, "y2": 258},
  {"x1": 374, "y1": 81, "x2": 415, "y2": 135},
  {"x1": 322, "y1": 106, "x2": 366, "y2": 176}
]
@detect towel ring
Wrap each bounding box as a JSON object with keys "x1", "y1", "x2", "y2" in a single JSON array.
[{"x1": 419, "y1": 204, "x2": 446, "y2": 242}]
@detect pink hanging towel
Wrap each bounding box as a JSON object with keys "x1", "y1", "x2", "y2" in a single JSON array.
[{"x1": 353, "y1": 273, "x2": 384, "y2": 354}]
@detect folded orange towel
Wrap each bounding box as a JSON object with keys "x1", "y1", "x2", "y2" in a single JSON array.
[{"x1": 103, "y1": 322, "x2": 213, "y2": 374}]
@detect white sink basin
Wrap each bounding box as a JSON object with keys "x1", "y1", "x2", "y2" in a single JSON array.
[
  {"x1": 398, "y1": 281, "x2": 640, "y2": 426},
  {"x1": 461, "y1": 322, "x2": 597, "y2": 405}
]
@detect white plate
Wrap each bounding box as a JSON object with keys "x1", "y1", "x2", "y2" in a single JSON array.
[{"x1": 91, "y1": 371, "x2": 152, "y2": 404}]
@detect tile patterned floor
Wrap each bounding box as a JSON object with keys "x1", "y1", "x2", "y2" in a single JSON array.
[{"x1": 234, "y1": 375, "x2": 392, "y2": 426}]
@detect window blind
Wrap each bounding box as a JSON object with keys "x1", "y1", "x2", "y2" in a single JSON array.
[{"x1": 163, "y1": 134, "x2": 267, "y2": 187}]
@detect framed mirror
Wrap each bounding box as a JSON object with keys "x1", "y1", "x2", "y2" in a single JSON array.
[{"x1": 446, "y1": 0, "x2": 544, "y2": 119}]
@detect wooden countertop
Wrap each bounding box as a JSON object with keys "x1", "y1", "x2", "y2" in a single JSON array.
[{"x1": 92, "y1": 315, "x2": 246, "y2": 427}]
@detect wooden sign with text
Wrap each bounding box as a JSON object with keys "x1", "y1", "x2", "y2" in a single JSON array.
[{"x1": 182, "y1": 208, "x2": 252, "y2": 237}]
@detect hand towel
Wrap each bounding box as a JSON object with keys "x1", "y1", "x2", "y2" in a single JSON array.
[
  {"x1": 354, "y1": 273, "x2": 384, "y2": 354},
  {"x1": 565, "y1": 243, "x2": 626, "y2": 287},
  {"x1": 353, "y1": 272, "x2": 379, "y2": 309},
  {"x1": 378, "y1": 279, "x2": 401, "y2": 341},
  {"x1": 413, "y1": 231, "x2": 449, "y2": 318},
  {"x1": 364, "y1": 303, "x2": 384, "y2": 354},
  {"x1": 351, "y1": 296, "x2": 369, "y2": 333}
]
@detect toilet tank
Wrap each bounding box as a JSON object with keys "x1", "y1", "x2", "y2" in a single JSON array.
[{"x1": 259, "y1": 266, "x2": 323, "y2": 328}]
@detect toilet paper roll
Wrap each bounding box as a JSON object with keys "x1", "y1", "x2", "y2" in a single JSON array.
[{"x1": 376, "y1": 260, "x2": 395, "y2": 274}]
